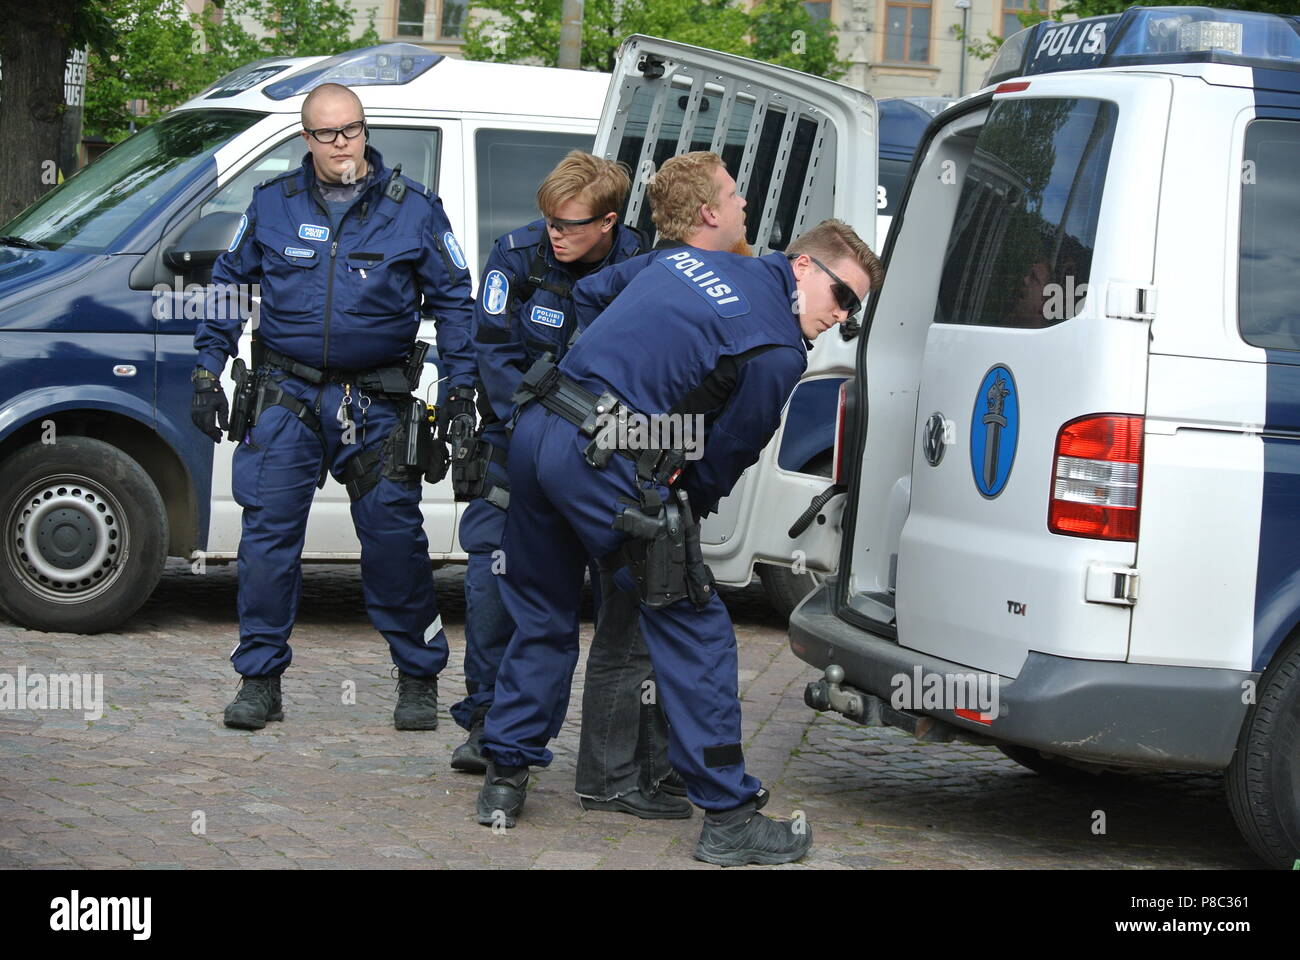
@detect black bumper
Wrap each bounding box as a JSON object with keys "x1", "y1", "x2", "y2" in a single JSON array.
[{"x1": 788, "y1": 582, "x2": 1256, "y2": 771}]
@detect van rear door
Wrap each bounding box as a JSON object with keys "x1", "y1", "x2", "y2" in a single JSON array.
[
  {"x1": 593, "y1": 35, "x2": 878, "y2": 584},
  {"x1": 843, "y1": 74, "x2": 1170, "y2": 678}
]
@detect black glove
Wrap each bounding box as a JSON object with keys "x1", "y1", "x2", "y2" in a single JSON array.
[
  {"x1": 437, "y1": 386, "x2": 478, "y2": 441},
  {"x1": 191, "y1": 371, "x2": 229, "y2": 443},
  {"x1": 425, "y1": 438, "x2": 451, "y2": 485}
]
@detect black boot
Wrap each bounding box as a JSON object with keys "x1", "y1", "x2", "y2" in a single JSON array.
[
  {"x1": 580, "y1": 788, "x2": 692, "y2": 819},
  {"x1": 450, "y1": 707, "x2": 488, "y2": 773},
  {"x1": 657, "y1": 769, "x2": 688, "y2": 797},
  {"x1": 223, "y1": 675, "x2": 283, "y2": 730},
  {"x1": 475, "y1": 762, "x2": 528, "y2": 828},
  {"x1": 393, "y1": 671, "x2": 439, "y2": 730},
  {"x1": 694, "y1": 796, "x2": 811, "y2": 867}
]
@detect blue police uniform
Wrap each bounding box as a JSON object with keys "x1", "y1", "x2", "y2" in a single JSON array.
[
  {"x1": 480, "y1": 247, "x2": 809, "y2": 810},
  {"x1": 194, "y1": 146, "x2": 476, "y2": 679},
  {"x1": 454, "y1": 219, "x2": 643, "y2": 730}
]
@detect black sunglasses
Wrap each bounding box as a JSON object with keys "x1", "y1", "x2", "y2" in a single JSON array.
[
  {"x1": 304, "y1": 121, "x2": 366, "y2": 144},
  {"x1": 807, "y1": 255, "x2": 863, "y2": 318}
]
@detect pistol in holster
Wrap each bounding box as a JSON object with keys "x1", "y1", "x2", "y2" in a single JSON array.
[
  {"x1": 227, "y1": 357, "x2": 258, "y2": 443},
  {"x1": 609, "y1": 487, "x2": 714, "y2": 609}
]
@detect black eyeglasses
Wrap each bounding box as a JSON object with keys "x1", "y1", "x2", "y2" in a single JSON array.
[
  {"x1": 807, "y1": 255, "x2": 863, "y2": 318},
  {"x1": 304, "y1": 121, "x2": 366, "y2": 144},
  {"x1": 545, "y1": 214, "x2": 606, "y2": 234}
]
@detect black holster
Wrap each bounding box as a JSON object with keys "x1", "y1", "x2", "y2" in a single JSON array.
[
  {"x1": 227, "y1": 358, "x2": 257, "y2": 443},
  {"x1": 609, "y1": 488, "x2": 713, "y2": 609}
]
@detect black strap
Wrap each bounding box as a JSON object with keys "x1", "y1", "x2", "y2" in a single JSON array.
[
  {"x1": 507, "y1": 235, "x2": 573, "y2": 312},
  {"x1": 340, "y1": 447, "x2": 383, "y2": 501}
]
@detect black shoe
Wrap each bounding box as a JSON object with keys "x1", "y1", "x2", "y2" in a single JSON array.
[
  {"x1": 694, "y1": 797, "x2": 812, "y2": 867},
  {"x1": 450, "y1": 713, "x2": 487, "y2": 773},
  {"x1": 658, "y1": 769, "x2": 688, "y2": 797},
  {"x1": 393, "y1": 671, "x2": 439, "y2": 730},
  {"x1": 580, "y1": 788, "x2": 692, "y2": 820},
  {"x1": 475, "y1": 762, "x2": 528, "y2": 828},
  {"x1": 223, "y1": 675, "x2": 283, "y2": 730}
]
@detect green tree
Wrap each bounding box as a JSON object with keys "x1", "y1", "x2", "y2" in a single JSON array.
[
  {"x1": 749, "y1": 0, "x2": 847, "y2": 80},
  {"x1": 464, "y1": 0, "x2": 750, "y2": 72},
  {"x1": 85, "y1": 0, "x2": 380, "y2": 143}
]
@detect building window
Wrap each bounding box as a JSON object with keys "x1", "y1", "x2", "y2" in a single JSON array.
[
  {"x1": 393, "y1": 0, "x2": 464, "y2": 42},
  {"x1": 886, "y1": 1, "x2": 931, "y2": 64},
  {"x1": 803, "y1": 1, "x2": 831, "y2": 21},
  {"x1": 1002, "y1": 0, "x2": 1049, "y2": 38}
]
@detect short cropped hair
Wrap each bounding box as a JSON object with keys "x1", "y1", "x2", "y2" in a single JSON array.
[
  {"x1": 787, "y1": 219, "x2": 884, "y2": 293},
  {"x1": 536, "y1": 151, "x2": 631, "y2": 219},
  {"x1": 647, "y1": 151, "x2": 725, "y2": 241},
  {"x1": 301, "y1": 83, "x2": 364, "y2": 128}
]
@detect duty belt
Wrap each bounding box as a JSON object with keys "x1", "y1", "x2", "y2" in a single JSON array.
[
  {"x1": 512, "y1": 354, "x2": 686, "y2": 486},
  {"x1": 262, "y1": 346, "x2": 421, "y2": 397}
]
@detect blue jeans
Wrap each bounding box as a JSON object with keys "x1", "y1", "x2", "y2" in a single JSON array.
[{"x1": 575, "y1": 568, "x2": 673, "y2": 799}]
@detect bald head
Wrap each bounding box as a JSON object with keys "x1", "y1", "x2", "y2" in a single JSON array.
[{"x1": 302, "y1": 83, "x2": 364, "y2": 129}]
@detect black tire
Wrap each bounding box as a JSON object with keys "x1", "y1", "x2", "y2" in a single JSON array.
[
  {"x1": 0, "y1": 437, "x2": 167, "y2": 633},
  {"x1": 759, "y1": 451, "x2": 833, "y2": 620},
  {"x1": 996, "y1": 744, "x2": 1116, "y2": 782},
  {"x1": 1226, "y1": 633, "x2": 1300, "y2": 869}
]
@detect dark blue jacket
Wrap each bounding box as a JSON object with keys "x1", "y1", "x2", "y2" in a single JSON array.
[
  {"x1": 561, "y1": 248, "x2": 808, "y2": 516},
  {"x1": 194, "y1": 147, "x2": 475, "y2": 388},
  {"x1": 473, "y1": 219, "x2": 643, "y2": 423}
]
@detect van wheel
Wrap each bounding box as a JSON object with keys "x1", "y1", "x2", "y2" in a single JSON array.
[
  {"x1": 1226, "y1": 634, "x2": 1300, "y2": 869},
  {"x1": 759, "y1": 452, "x2": 832, "y2": 620},
  {"x1": 997, "y1": 744, "x2": 1116, "y2": 781},
  {"x1": 0, "y1": 437, "x2": 167, "y2": 634}
]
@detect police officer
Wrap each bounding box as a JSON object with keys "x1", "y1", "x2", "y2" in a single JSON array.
[
  {"x1": 450, "y1": 152, "x2": 652, "y2": 780},
  {"x1": 475, "y1": 215, "x2": 882, "y2": 865},
  {"x1": 191, "y1": 83, "x2": 476, "y2": 731}
]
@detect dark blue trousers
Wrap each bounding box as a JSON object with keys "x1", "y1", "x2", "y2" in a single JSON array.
[
  {"x1": 230, "y1": 370, "x2": 446, "y2": 678},
  {"x1": 480, "y1": 404, "x2": 761, "y2": 811}
]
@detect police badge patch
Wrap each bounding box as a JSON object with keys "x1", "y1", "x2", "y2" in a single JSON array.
[
  {"x1": 228, "y1": 214, "x2": 248, "y2": 253},
  {"x1": 443, "y1": 231, "x2": 467, "y2": 270},
  {"x1": 483, "y1": 269, "x2": 509, "y2": 315},
  {"x1": 529, "y1": 305, "x2": 564, "y2": 328}
]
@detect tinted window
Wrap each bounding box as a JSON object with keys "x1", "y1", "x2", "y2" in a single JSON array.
[
  {"x1": 2, "y1": 110, "x2": 262, "y2": 253},
  {"x1": 1239, "y1": 120, "x2": 1300, "y2": 351},
  {"x1": 201, "y1": 127, "x2": 442, "y2": 220},
  {"x1": 475, "y1": 127, "x2": 593, "y2": 275},
  {"x1": 935, "y1": 98, "x2": 1116, "y2": 328}
]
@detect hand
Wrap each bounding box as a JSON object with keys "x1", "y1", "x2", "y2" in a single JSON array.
[
  {"x1": 191, "y1": 377, "x2": 229, "y2": 442},
  {"x1": 425, "y1": 438, "x2": 451, "y2": 484},
  {"x1": 437, "y1": 386, "x2": 478, "y2": 441}
]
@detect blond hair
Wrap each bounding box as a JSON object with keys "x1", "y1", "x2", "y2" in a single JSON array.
[
  {"x1": 536, "y1": 150, "x2": 630, "y2": 220},
  {"x1": 647, "y1": 151, "x2": 726, "y2": 241},
  {"x1": 787, "y1": 219, "x2": 884, "y2": 293}
]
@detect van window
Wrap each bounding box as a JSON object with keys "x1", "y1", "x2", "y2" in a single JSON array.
[
  {"x1": 1, "y1": 110, "x2": 262, "y2": 254},
  {"x1": 201, "y1": 126, "x2": 443, "y2": 220},
  {"x1": 934, "y1": 98, "x2": 1117, "y2": 329},
  {"x1": 1239, "y1": 119, "x2": 1300, "y2": 352},
  {"x1": 475, "y1": 127, "x2": 594, "y2": 274}
]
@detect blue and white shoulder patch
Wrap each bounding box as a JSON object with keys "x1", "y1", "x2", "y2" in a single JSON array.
[
  {"x1": 298, "y1": 223, "x2": 329, "y2": 243},
  {"x1": 530, "y1": 305, "x2": 564, "y2": 328},
  {"x1": 482, "y1": 269, "x2": 510, "y2": 315},
  {"x1": 228, "y1": 214, "x2": 248, "y2": 253},
  {"x1": 657, "y1": 250, "x2": 749, "y2": 318},
  {"x1": 443, "y1": 231, "x2": 467, "y2": 270}
]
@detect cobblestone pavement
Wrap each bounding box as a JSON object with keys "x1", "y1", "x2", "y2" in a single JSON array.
[{"x1": 0, "y1": 561, "x2": 1259, "y2": 869}]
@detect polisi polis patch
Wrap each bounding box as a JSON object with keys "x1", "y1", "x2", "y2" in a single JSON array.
[
  {"x1": 443, "y1": 231, "x2": 467, "y2": 270},
  {"x1": 970, "y1": 364, "x2": 1019, "y2": 499},
  {"x1": 228, "y1": 214, "x2": 248, "y2": 253},
  {"x1": 298, "y1": 223, "x2": 329, "y2": 243},
  {"x1": 657, "y1": 251, "x2": 748, "y2": 318},
  {"x1": 530, "y1": 305, "x2": 564, "y2": 328},
  {"x1": 482, "y1": 269, "x2": 509, "y2": 315},
  {"x1": 283, "y1": 246, "x2": 315, "y2": 259}
]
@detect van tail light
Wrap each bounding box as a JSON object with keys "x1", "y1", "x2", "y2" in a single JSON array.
[
  {"x1": 832, "y1": 380, "x2": 850, "y2": 485},
  {"x1": 1048, "y1": 414, "x2": 1143, "y2": 541}
]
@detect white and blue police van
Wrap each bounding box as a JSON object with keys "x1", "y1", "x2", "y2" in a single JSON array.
[
  {"x1": 786, "y1": 6, "x2": 1300, "y2": 868},
  {"x1": 0, "y1": 40, "x2": 892, "y2": 634}
]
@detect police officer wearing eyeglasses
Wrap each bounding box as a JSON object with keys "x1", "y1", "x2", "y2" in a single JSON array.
[{"x1": 192, "y1": 82, "x2": 477, "y2": 731}]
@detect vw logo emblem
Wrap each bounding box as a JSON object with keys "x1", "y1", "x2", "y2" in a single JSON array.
[{"x1": 924, "y1": 413, "x2": 946, "y2": 466}]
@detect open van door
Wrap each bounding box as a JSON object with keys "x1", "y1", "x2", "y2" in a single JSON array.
[{"x1": 593, "y1": 35, "x2": 878, "y2": 593}]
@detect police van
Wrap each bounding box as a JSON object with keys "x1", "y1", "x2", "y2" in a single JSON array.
[
  {"x1": 0, "y1": 40, "x2": 879, "y2": 633},
  {"x1": 782, "y1": 6, "x2": 1300, "y2": 868}
]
